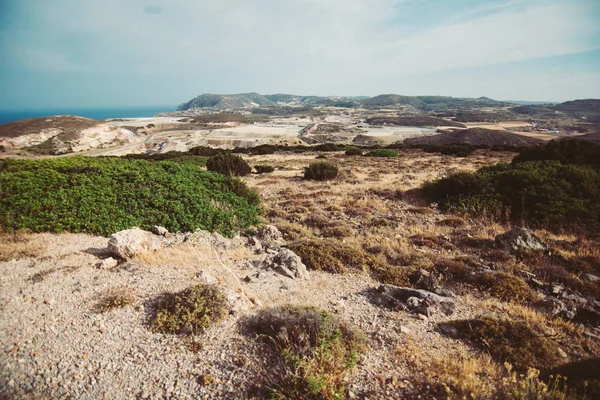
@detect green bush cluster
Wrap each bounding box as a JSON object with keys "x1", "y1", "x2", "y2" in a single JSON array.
[
  {"x1": 0, "y1": 157, "x2": 260, "y2": 236},
  {"x1": 243, "y1": 305, "x2": 366, "y2": 399},
  {"x1": 513, "y1": 139, "x2": 600, "y2": 169},
  {"x1": 304, "y1": 161, "x2": 339, "y2": 181},
  {"x1": 149, "y1": 284, "x2": 228, "y2": 335},
  {"x1": 422, "y1": 160, "x2": 600, "y2": 235},
  {"x1": 206, "y1": 152, "x2": 252, "y2": 176},
  {"x1": 366, "y1": 149, "x2": 399, "y2": 158},
  {"x1": 345, "y1": 147, "x2": 363, "y2": 156},
  {"x1": 421, "y1": 143, "x2": 477, "y2": 157}
]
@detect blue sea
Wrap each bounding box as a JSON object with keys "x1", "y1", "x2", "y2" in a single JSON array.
[{"x1": 0, "y1": 106, "x2": 176, "y2": 125}]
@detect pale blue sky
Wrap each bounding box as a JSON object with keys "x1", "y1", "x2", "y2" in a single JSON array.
[{"x1": 1, "y1": 0, "x2": 599, "y2": 109}]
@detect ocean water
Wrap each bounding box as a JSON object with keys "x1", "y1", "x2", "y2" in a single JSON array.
[{"x1": 0, "y1": 106, "x2": 176, "y2": 125}]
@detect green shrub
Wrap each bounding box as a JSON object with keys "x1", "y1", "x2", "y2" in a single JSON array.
[
  {"x1": 446, "y1": 317, "x2": 562, "y2": 372},
  {"x1": 149, "y1": 284, "x2": 228, "y2": 335},
  {"x1": 422, "y1": 161, "x2": 600, "y2": 236},
  {"x1": 514, "y1": 139, "x2": 600, "y2": 169},
  {"x1": 366, "y1": 149, "x2": 399, "y2": 158},
  {"x1": 243, "y1": 305, "x2": 366, "y2": 399},
  {"x1": 345, "y1": 147, "x2": 363, "y2": 156},
  {"x1": 0, "y1": 157, "x2": 260, "y2": 236},
  {"x1": 304, "y1": 161, "x2": 339, "y2": 181},
  {"x1": 206, "y1": 152, "x2": 252, "y2": 176},
  {"x1": 254, "y1": 165, "x2": 275, "y2": 174}
]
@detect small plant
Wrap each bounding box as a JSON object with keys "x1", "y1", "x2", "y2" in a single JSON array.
[
  {"x1": 243, "y1": 305, "x2": 367, "y2": 400},
  {"x1": 345, "y1": 147, "x2": 363, "y2": 156},
  {"x1": 206, "y1": 152, "x2": 252, "y2": 176},
  {"x1": 149, "y1": 284, "x2": 228, "y2": 335},
  {"x1": 474, "y1": 272, "x2": 539, "y2": 303},
  {"x1": 94, "y1": 286, "x2": 137, "y2": 313},
  {"x1": 303, "y1": 161, "x2": 339, "y2": 181},
  {"x1": 446, "y1": 317, "x2": 562, "y2": 372},
  {"x1": 366, "y1": 149, "x2": 399, "y2": 158},
  {"x1": 289, "y1": 239, "x2": 381, "y2": 273},
  {"x1": 255, "y1": 165, "x2": 275, "y2": 174}
]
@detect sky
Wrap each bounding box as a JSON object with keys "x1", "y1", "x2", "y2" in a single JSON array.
[{"x1": 0, "y1": 0, "x2": 599, "y2": 109}]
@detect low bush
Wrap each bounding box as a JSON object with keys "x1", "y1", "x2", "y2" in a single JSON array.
[
  {"x1": 0, "y1": 157, "x2": 260, "y2": 236},
  {"x1": 304, "y1": 161, "x2": 339, "y2": 181},
  {"x1": 422, "y1": 161, "x2": 600, "y2": 236},
  {"x1": 242, "y1": 305, "x2": 367, "y2": 399},
  {"x1": 206, "y1": 152, "x2": 252, "y2": 176},
  {"x1": 345, "y1": 147, "x2": 363, "y2": 156},
  {"x1": 475, "y1": 272, "x2": 539, "y2": 303},
  {"x1": 446, "y1": 317, "x2": 562, "y2": 372},
  {"x1": 254, "y1": 165, "x2": 275, "y2": 174},
  {"x1": 366, "y1": 149, "x2": 399, "y2": 158},
  {"x1": 149, "y1": 284, "x2": 228, "y2": 335},
  {"x1": 288, "y1": 239, "x2": 381, "y2": 274}
]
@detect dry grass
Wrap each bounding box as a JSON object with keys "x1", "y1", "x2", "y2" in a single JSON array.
[
  {"x1": 94, "y1": 286, "x2": 137, "y2": 313},
  {"x1": 0, "y1": 232, "x2": 47, "y2": 261}
]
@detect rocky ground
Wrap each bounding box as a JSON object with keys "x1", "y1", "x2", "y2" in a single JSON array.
[{"x1": 1, "y1": 149, "x2": 599, "y2": 399}]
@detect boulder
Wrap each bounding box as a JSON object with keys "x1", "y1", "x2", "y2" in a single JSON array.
[
  {"x1": 108, "y1": 228, "x2": 163, "y2": 258},
  {"x1": 376, "y1": 284, "x2": 456, "y2": 315},
  {"x1": 97, "y1": 257, "x2": 119, "y2": 269},
  {"x1": 259, "y1": 249, "x2": 309, "y2": 280},
  {"x1": 534, "y1": 297, "x2": 575, "y2": 319},
  {"x1": 272, "y1": 249, "x2": 309, "y2": 280},
  {"x1": 495, "y1": 228, "x2": 548, "y2": 254},
  {"x1": 256, "y1": 225, "x2": 283, "y2": 243}
]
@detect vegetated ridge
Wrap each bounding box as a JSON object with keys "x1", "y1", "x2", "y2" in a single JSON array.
[{"x1": 404, "y1": 127, "x2": 544, "y2": 147}]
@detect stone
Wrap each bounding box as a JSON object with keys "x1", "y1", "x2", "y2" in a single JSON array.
[
  {"x1": 210, "y1": 232, "x2": 230, "y2": 249},
  {"x1": 405, "y1": 297, "x2": 423, "y2": 309},
  {"x1": 272, "y1": 249, "x2": 309, "y2": 280},
  {"x1": 97, "y1": 257, "x2": 119, "y2": 269},
  {"x1": 151, "y1": 226, "x2": 169, "y2": 236},
  {"x1": 376, "y1": 284, "x2": 456, "y2": 315},
  {"x1": 495, "y1": 228, "x2": 548, "y2": 254},
  {"x1": 196, "y1": 270, "x2": 217, "y2": 285},
  {"x1": 534, "y1": 297, "x2": 571, "y2": 318},
  {"x1": 108, "y1": 228, "x2": 163, "y2": 258},
  {"x1": 246, "y1": 237, "x2": 263, "y2": 254},
  {"x1": 255, "y1": 225, "x2": 283, "y2": 242}
]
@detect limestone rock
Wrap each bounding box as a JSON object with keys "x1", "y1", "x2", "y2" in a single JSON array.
[
  {"x1": 256, "y1": 225, "x2": 283, "y2": 243},
  {"x1": 97, "y1": 257, "x2": 119, "y2": 269},
  {"x1": 108, "y1": 228, "x2": 163, "y2": 259},
  {"x1": 259, "y1": 249, "x2": 309, "y2": 280},
  {"x1": 272, "y1": 249, "x2": 309, "y2": 280},
  {"x1": 376, "y1": 284, "x2": 456, "y2": 315},
  {"x1": 495, "y1": 228, "x2": 548, "y2": 254}
]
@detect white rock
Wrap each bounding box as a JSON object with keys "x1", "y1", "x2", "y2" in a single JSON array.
[
  {"x1": 108, "y1": 228, "x2": 163, "y2": 259},
  {"x1": 97, "y1": 257, "x2": 119, "y2": 269}
]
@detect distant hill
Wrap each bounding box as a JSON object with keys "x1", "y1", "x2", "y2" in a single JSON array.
[
  {"x1": 177, "y1": 93, "x2": 511, "y2": 111},
  {"x1": 0, "y1": 116, "x2": 101, "y2": 139},
  {"x1": 404, "y1": 128, "x2": 544, "y2": 147},
  {"x1": 0, "y1": 116, "x2": 136, "y2": 155}
]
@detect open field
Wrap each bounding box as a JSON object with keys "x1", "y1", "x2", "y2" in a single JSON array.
[{"x1": 1, "y1": 148, "x2": 599, "y2": 399}]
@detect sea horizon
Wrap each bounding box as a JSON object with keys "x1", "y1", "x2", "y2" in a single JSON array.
[{"x1": 0, "y1": 105, "x2": 176, "y2": 125}]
